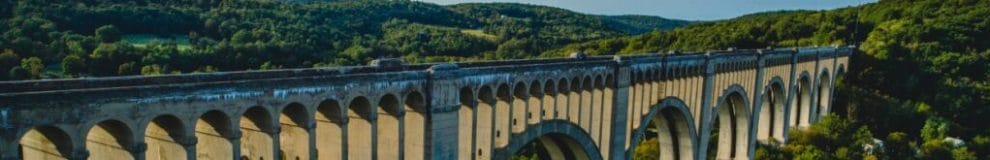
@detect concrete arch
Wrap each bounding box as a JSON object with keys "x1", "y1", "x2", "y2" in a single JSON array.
[
  {"x1": 757, "y1": 77, "x2": 787, "y2": 143},
  {"x1": 404, "y1": 91, "x2": 428, "y2": 160},
  {"x1": 86, "y1": 119, "x2": 136, "y2": 160},
  {"x1": 600, "y1": 74, "x2": 615, "y2": 158},
  {"x1": 816, "y1": 69, "x2": 832, "y2": 122},
  {"x1": 591, "y1": 75, "x2": 605, "y2": 147},
  {"x1": 512, "y1": 82, "x2": 528, "y2": 133},
  {"x1": 239, "y1": 106, "x2": 275, "y2": 160},
  {"x1": 144, "y1": 114, "x2": 188, "y2": 160},
  {"x1": 494, "y1": 83, "x2": 512, "y2": 149},
  {"x1": 580, "y1": 76, "x2": 594, "y2": 133},
  {"x1": 710, "y1": 84, "x2": 751, "y2": 160},
  {"x1": 377, "y1": 94, "x2": 402, "y2": 160},
  {"x1": 18, "y1": 125, "x2": 73, "y2": 160},
  {"x1": 315, "y1": 99, "x2": 344, "y2": 160},
  {"x1": 628, "y1": 97, "x2": 699, "y2": 160},
  {"x1": 556, "y1": 78, "x2": 570, "y2": 121},
  {"x1": 346, "y1": 96, "x2": 374, "y2": 159},
  {"x1": 477, "y1": 85, "x2": 497, "y2": 159},
  {"x1": 458, "y1": 87, "x2": 477, "y2": 160},
  {"x1": 528, "y1": 80, "x2": 543, "y2": 124},
  {"x1": 568, "y1": 76, "x2": 583, "y2": 126},
  {"x1": 791, "y1": 72, "x2": 812, "y2": 128},
  {"x1": 502, "y1": 120, "x2": 603, "y2": 160},
  {"x1": 195, "y1": 110, "x2": 234, "y2": 160},
  {"x1": 279, "y1": 103, "x2": 311, "y2": 160},
  {"x1": 543, "y1": 79, "x2": 557, "y2": 120}
]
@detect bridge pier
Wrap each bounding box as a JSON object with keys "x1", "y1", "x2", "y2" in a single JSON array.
[
  {"x1": 608, "y1": 58, "x2": 632, "y2": 160},
  {"x1": 696, "y1": 53, "x2": 717, "y2": 160}
]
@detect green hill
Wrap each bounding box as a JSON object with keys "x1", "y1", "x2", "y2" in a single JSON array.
[
  {"x1": 601, "y1": 15, "x2": 694, "y2": 34},
  {"x1": 0, "y1": 0, "x2": 688, "y2": 79}
]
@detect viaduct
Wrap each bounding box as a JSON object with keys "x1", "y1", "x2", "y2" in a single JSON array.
[{"x1": 0, "y1": 46, "x2": 851, "y2": 160}]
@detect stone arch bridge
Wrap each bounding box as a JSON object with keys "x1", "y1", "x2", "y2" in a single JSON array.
[{"x1": 0, "y1": 46, "x2": 851, "y2": 160}]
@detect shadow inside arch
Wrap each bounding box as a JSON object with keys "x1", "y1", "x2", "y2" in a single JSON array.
[
  {"x1": 499, "y1": 120, "x2": 603, "y2": 160},
  {"x1": 627, "y1": 97, "x2": 699, "y2": 160}
]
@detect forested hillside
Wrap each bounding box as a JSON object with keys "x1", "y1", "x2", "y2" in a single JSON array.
[
  {"x1": 547, "y1": 0, "x2": 990, "y2": 159},
  {"x1": 0, "y1": 0, "x2": 688, "y2": 80}
]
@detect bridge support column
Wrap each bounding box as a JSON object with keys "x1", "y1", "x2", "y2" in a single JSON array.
[
  {"x1": 696, "y1": 53, "x2": 716, "y2": 160},
  {"x1": 608, "y1": 58, "x2": 631, "y2": 160},
  {"x1": 128, "y1": 142, "x2": 147, "y2": 160},
  {"x1": 782, "y1": 49, "x2": 798, "y2": 142},
  {"x1": 426, "y1": 65, "x2": 464, "y2": 160},
  {"x1": 229, "y1": 131, "x2": 242, "y2": 160},
  {"x1": 305, "y1": 122, "x2": 316, "y2": 160},
  {"x1": 177, "y1": 136, "x2": 197, "y2": 160},
  {"x1": 747, "y1": 51, "x2": 767, "y2": 159},
  {"x1": 810, "y1": 50, "x2": 822, "y2": 124}
]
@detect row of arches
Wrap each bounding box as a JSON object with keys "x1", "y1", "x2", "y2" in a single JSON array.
[
  {"x1": 628, "y1": 65, "x2": 843, "y2": 160},
  {"x1": 455, "y1": 73, "x2": 616, "y2": 159},
  {"x1": 17, "y1": 91, "x2": 428, "y2": 160}
]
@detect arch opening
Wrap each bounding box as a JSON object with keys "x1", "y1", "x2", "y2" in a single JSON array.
[
  {"x1": 19, "y1": 126, "x2": 72, "y2": 160},
  {"x1": 145, "y1": 115, "x2": 188, "y2": 160},
  {"x1": 376, "y1": 94, "x2": 402, "y2": 160},
  {"x1": 513, "y1": 133, "x2": 591, "y2": 160},
  {"x1": 315, "y1": 99, "x2": 344, "y2": 160},
  {"x1": 816, "y1": 71, "x2": 832, "y2": 122},
  {"x1": 758, "y1": 82, "x2": 787, "y2": 143},
  {"x1": 495, "y1": 83, "x2": 512, "y2": 149},
  {"x1": 476, "y1": 86, "x2": 496, "y2": 159},
  {"x1": 709, "y1": 92, "x2": 750, "y2": 160},
  {"x1": 631, "y1": 100, "x2": 696, "y2": 160},
  {"x1": 196, "y1": 110, "x2": 233, "y2": 160},
  {"x1": 512, "y1": 82, "x2": 528, "y2": 134},
  {"x1": 792, "y1": 75, "x2": 812, "y2": 128},
  {"x1": 240, "y1": 106, "x2": 274, "y2": 160},
  {"x1": 404, "y1": 91, "x2": 428, "y2": 160},
  {"x1": 528, "y1": 80, "x2": 543, "y2": 125},
  {"x1": 458, "y1": 87, "x2": 476, "y2": 160},
  {"x1": 279, "y1": 103, "x2": 310, "y2": 160},
  {"x1": 86, "y1": 120, "x2": 135, "y2": 160},
  {"x1": 543, "y1": 79, "x2": 557, "y2": 120},
  {"x1": 347, "y1": 97, "x2": 373, "y2": 159}
]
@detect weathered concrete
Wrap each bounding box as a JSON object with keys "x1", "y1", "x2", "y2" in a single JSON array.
[{"x1": 0, "y1": 46, "x2": 851, "y2": 160}]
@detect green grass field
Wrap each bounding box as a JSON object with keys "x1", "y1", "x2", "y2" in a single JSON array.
[{"x1": 122, "y1": 34, "x2": 192, "y2": 50}]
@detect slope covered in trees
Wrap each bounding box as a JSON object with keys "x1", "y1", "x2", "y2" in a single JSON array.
[
  {"x1": 0, "y1": 0, "x2": 688, "y2": 80},
  {"x1": 549, "y1": 0, "x2": 989, "y2": 159}
]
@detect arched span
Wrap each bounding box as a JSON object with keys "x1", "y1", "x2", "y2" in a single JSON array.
[
  {"x1": 144, "y1": 114, "x2": 189, "y2": 160},
  {"x1": 17, "y1": 125, "x2": 74, "y2": 159},
  {"x1": 628, "y1": 97, "x2": 699, "y2": 160},
  {"x1": 715, "y1": 84, "x2": 752, "y2": 109},
  {"x1": 85, "y1": 119, "x2": 136, "y2": 160},
  {"x1": 815, "y1": 68, "x2": 832, "y2": 122},
  {"x1": 709, "y1": 84, "x2": 752, "y2": 160},
  {"x1": 757, "y1": 77, "x2": 787, "y2": 143},
  {"x1": 791, "y1": 71, "x2": 813, "y2": 128},
  {"x1": 501, "y1": 120, "x2": 603, "y2": 160}
]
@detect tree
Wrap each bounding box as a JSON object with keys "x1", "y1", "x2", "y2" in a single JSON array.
[
  {"x1": 0, "y1": 49, "x2": 20, "y2": 80},
  {"x1": 20, "y1": 57, "x2": 43, "y2": 79},
  {"x1": 884, "y1": 132, "x2": 914, "y2": 160},
  {"x1": 61, "y1": 55, "x2": 86, "y2": 77},
  {"x1": 96, "y1": 25, "x2": 122, "y2": 43}
]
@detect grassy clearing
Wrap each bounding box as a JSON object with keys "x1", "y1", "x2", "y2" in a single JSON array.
[
  {"x1": 122, "y1": 34, "x2": 192, "y2": 50},
  {"x1": 460, "y1": 29, "x2": 498, "y2": 42}
]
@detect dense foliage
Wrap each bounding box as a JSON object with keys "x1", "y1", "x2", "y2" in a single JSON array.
[
  {"x1": 0, "y1": 0, "x2": 688, "y2": 80},
  {"x1": 574, "y1": 0, "x2": 989, "y2": 159}
]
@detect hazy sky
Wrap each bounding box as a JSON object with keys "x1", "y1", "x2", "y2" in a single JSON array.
[{"x1": 415, "y1": 0, "x2": 876, "y2": 21}]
